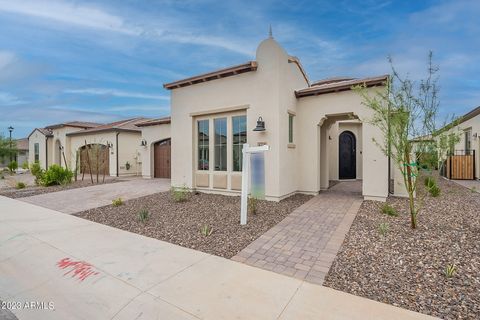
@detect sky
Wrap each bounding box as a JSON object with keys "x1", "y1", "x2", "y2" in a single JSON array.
[{"x1": 0, "y1": 0, "x2": 479, "y2": 138}]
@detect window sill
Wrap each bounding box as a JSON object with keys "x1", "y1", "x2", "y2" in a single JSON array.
[{"x1": 287, "y1": 143, "x2": 296, "y2": 149}]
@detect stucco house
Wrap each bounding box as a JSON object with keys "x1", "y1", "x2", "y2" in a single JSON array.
[
  {"x1": 0, "y1": 138, "x2": 29, "y2": 168},
  {"x1": 164, "y1": 36, "x2": 391, "y2": 201},
  {"x1": 136, "y1": 117, "x2": 171, "y2": 179}
]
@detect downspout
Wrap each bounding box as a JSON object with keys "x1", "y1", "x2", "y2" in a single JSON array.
[
  {"x1": 45, "y1": 136, "x2": 49, "y2": 169},
  {"x1": 116, "y1": 132, "x2": 120, "y2": 177}
]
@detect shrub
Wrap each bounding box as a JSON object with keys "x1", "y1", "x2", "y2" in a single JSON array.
[
  {"x1": 21, "y1": 161, "x2": 29, "y2": 170},
  {"x1": 138, "y1": 208, "x2": 149, "y2": 223},
  {"x1": 112, "y1": 198, "x2": 123, "y2": 206},
  {"x1": 200, "y1": 225, "x2": 213, "y2": 237},
  {"x1": 16, "y1": 182, "x2": 26, "y2": 189},
  {"x1": 424, "y1": 176, "x2": 440, "y2": 197},
  {"x1": 39, "y1": 165, "x2": 73, "y2": 186},
  {"x1": 30, "y1": 162, "x2": 44, "y2": 185},
  {"x1": 381, "y1": 203, "x2": 398, "y2": 217},
  {"x1": 171, "y1": 185, "x2": 189, "y2": 202},
  {"x1": 424, "y1": 176, "x2": 436, "y2": 188},
  {"x1": 7, "y1": 161, "x2": 18, "y2": 173},
  {"x1": 429, "y1": 185, "x2": 440, "y2": 197},
  {"x1": 379, "y1": 222, "x2": 390, "y2": 236},
  {"x1": 248, "y1": 196, "x2": 259, "y2": 215},
  {"x1": 444, "y1": 264, "x2": 456, "y2": 278}
]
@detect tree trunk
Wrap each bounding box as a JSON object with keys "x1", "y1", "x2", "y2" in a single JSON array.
[{"x1": 405, "y1": 150, "x2": 417, "y2": 229}]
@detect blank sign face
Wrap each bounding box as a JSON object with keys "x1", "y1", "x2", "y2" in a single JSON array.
[{"x1": 250, "y1": 152, "x2": 265, "y2": 199}]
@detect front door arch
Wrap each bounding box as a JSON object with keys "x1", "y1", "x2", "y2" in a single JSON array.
[
  {"x1": 154, "y1": 139, "x2": 171, "y2": 178},
  {"x1": 339, "y1": 131, "x2": 356, "y2": 179}
]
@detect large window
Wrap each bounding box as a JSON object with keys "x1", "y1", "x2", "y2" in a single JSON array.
[
  {"x1": 232, "y1": 115, "x2": 247, "y2": 171},
  {"x1": 214, "y1": 118, "x2": 227, "y2": 171},
  {"x1": 197, "y1": 120, "x2": 209, "y2": 170},
  {"x1": 288, "y1": 114, "x2": 294, "y2": 143},
  {"x1": 34, "y1": 143, "x2": 39, "y2": 162}
]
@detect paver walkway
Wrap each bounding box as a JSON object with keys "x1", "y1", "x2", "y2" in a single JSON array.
[
  {"x1": 19, "y1": 178, "x2": 171, "y2": 214},
  {"x1": 233, "y1": 181, "x2": 363, "y2": 285},
  {"x1": 0, "y1": 196, "x2": 436, "y2": 319},
  {"x1": 450, "y1": 178, "x2": 480, "y2": 193}
]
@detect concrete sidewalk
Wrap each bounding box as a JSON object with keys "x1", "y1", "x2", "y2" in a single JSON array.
[
  {"x1": 0, "y1": 196, "x2": 437, "y2": 320},
  {"x1": 19, "y1": 178, "x2": 171, "y2": 214}
]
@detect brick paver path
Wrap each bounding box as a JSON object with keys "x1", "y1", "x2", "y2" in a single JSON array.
[{"x1": 232, "y1": 181, "x2": 363, "y2": 285}]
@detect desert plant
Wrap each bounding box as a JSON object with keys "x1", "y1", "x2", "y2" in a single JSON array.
[
  {"x1": 7, "y1": 161, "x2": 18, "y2": 173},
  {"x1": 39, "y1": 164, "x2": 73, "y2": 186},
  {"x1": 248, "y1": 196, "x2": 259, "y2": 215},
  {"x1": 21, "y1": 161, "x2": 29, "y2": 170},
  {"x1": 379, "y1": 222, "x2": 390, "y2": 236},
  {"x1": 444, "y1": 264, "x2": 456, "y2": 278},
  {"x1": 16, "y1": 182, "x2": 26, "y2": 189},
  {"x1": 424, "y1": 176, "x2": 435, "y2": 188},
  {"x1": 429, "y1": 185, "x2": 440, "y2": 197},
  {"x1": 138, "y1": 208, "x2": 149, "y2": 223},
  {"x1": 112, "y1": 198, "x2": 123, "y2": 206},
  {"x1": 30, "y1": 162, "x2": 44, "y2": 185},
  {"x1": 200, "y1": 224, "x2": 213, "y2": 237},
  {"x1": 381, "y1": 203, "x2": 398, "y2": 217},
  {"x1": 171, "y1": 185, "x2": 189, "y2": 202},
  {"x1": 472, "y1": 186, "x2": 477, "y2": 193}
]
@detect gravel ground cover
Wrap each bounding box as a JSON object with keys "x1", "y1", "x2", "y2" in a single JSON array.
[
  {"x1": 0, "y1": 178, "x2": 121, "y2": 199},
  {"x1": 324, "y1": 174, "x2": 480, "y2": 319},
  {"x1": 76, "y1": 192, "x2": 312, "y2": 258}
]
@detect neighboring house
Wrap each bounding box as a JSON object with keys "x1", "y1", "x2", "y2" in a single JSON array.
[
  {"x1": 164, "y1": 36, "x2": 392, "y2": 201},
  {"x1": 67, "y1": 118, "x2": 149, "y2": 177},
  {"x1": 437, "y1": 106, "x2": 480, "y2": 180},
  {"x1": 0, "y1": 138, "x2": 29, "y2": 168},
  {"x1": 135, "y1": 117, "x2": 171, "y2": 179},
  {"x1": 28, "y1": 122, "x2": 100, "y2": 170}
]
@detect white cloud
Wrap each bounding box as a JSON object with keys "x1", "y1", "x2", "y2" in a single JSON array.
[
  {"x1": 0, "y1": 91, "x2": 25, "y2": 105},
  {"x1": 0, "y1": 51, "x2": 16, "y2": 70},
  {"x1": 64, "y1": 88, "x2": 170, "y2": 100}
]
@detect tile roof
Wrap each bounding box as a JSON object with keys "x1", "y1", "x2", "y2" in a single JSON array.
[
  {"x1": 135, "y1": 116, "x2": 171, "y2": 127},
  {"x1": 45, "y1": 121, "x2": 102, "y2": 129},
  {"x1": 15, "y1": 138, "x2": 29, "y2": 150},
  {"x1": 66, "y1": 118, "x2": 149, "y2": 136},
  {"x1": 295, "y1": 75, "x2": 389, "y2": 98}
]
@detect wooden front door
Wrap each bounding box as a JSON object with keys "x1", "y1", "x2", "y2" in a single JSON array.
[
  {"x1": 154, "y1": 139, "x2": 171, "y2": 178},
  {"x1": 339, "y1": 131, "x2": 356, "y2": 179}
]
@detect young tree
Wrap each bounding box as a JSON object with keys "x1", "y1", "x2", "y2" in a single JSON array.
[
  {"x1": 355, "y1": 52, "x2": 443, "y2": 229},
  {"x1": 0, "y1": 134, "x2": 17, "y2": 163}
]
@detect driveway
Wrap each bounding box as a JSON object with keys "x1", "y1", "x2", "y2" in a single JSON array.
[
  {"x1": 0, "y1": 196, "x2": 436, "y2": 320},
  {"x1": 233, "y1": 181, "x2": 363, "y2": 285},
  {"x1": 19, "y1": 178, "x2": 171, "y2": 214}
]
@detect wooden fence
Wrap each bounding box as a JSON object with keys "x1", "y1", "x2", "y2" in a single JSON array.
[{"x1": 445, "y1": 150, "x2": 475, "y2": 180}]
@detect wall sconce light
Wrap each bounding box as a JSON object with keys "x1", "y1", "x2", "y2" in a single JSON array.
[
  {"x1": 140, "y1": 139, "x2": 147, "y2": 147},
  {"x1": 253, "y1": 117, "x2": 266, "y2": 131},
  {"x1": 328, "y1": 135, "x2": 332, "y2": 140},
  {"x1": 473, "y1": 132, "x2": 478, "y2": 139},
  {"x1": 106, "y1": 141, "x2": 113, "y2": 148}
]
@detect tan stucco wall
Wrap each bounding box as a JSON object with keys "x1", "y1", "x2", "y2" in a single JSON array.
[
  {"x1": 139, "y1": 123, "x2": 171, "y2": 178},
  {"x1": 28, "y1": 130, "x2": 50, "y2": 169},
  {"x1": 69, "y1": 131, "x2": 142, "y2": 177},
  {"x1": 169, "y1": 38, "x2": 389, "y2": 201}
]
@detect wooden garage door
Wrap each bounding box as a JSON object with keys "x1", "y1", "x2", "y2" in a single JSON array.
[{"x1": 154, "y1": 139, "x2": 171, "y2": 178}]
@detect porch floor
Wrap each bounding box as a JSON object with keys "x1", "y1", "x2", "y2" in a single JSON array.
[{"x1": 232, "y1": 181, "x2": 363, "y2": 285}]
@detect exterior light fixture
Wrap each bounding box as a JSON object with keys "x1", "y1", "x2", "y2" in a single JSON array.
[
  {"x1": 107, "y1": 142, "x2": 113, "y2": 148},
  {"x1": 253, "y1": 117, "x2": 266, "y2": 132},
  {"x1": 140, "y1": 139, "x2": 147, "y2": 147}
]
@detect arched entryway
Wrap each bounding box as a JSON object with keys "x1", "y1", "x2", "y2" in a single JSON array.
[
  {"x1": 153, "y1": 139, "x2": 171, "y2": 178},
  {"x1": 339, "y1": 131, "x2": 356, "y2": 179},
  {"x1": 79, "y1": 144, "x2": 109, "y2": 175}
]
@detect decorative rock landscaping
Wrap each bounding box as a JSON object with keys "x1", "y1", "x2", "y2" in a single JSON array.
[{"x1": 324, "y1": 175, "x2": 480, "y2": 320}]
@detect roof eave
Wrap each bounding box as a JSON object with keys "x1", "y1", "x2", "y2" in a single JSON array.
[{"x1": 295, "y1": 77, "x2": 388, "y2": 98}]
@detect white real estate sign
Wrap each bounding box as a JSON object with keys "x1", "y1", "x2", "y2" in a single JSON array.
[{"x1": 240, "y1": 143, "x2": 270, "y2": 225}]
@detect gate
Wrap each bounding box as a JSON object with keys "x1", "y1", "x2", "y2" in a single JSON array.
[{"x1": 444, "y1": 150, "x2": 475, "y2": 180}]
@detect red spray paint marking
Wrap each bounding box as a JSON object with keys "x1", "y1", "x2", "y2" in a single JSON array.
[{"x1": 56, "y1": 257, "x2": 100, "y2": 282}]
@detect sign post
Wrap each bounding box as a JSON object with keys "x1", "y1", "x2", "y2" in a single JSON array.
[{"x1": 240, "y1": 143, "x2": 269, "y2": 225}]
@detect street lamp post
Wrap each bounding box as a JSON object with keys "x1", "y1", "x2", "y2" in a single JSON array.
[{"x1": 8, "y1": 126, "x2": 14, "y2": 163}]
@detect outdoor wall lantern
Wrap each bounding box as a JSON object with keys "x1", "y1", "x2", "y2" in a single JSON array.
[
  {"x1": 140, "y1": 139, "x2": 147, "y2": 147},
  {"x1": 106, "y1": 141, "x2": 113, "y2": 148},
  {"x1": 473, "y1": 132, "x2": 478, "y2": 139},
  {"x1": 253, "y1": 117, "x2": 266, "y2": 131}
]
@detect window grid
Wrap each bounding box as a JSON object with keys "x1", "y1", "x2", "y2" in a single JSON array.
[
  {"x1": 232, "y1": 115, "x2": 247, "y2": 171},
  {"x1": 288, "y1": 114, "x2": 294, "y2": 143},
  {"x1": 197, "y1": 120, "x2": 209, "y2": 170},
  {"x1": 214, "y1": 118, "x2": 227, "y2": 171}
]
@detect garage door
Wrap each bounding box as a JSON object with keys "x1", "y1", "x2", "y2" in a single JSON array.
[{"x1": 154, "y1": 139, "x2": 171, "y2": 178}]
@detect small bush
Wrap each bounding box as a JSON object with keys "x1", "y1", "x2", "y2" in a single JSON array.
[
  {"x1": 472, "y1": 186, "x2": 477, "y2": 193},
  {"x1": 424, "y1": 176, "x2": 436, "y2": 188},
  {"x1": 171, "y1": 185, "x2": 189, "y2": 202},
  {"x1": 378, "y1": 222, "x2": 390, "y2": 236},
  {"x1": 30, "y1": 162, "x2": 44, "y2": 185},
  {"x1": 138, "y1": 208, "x2": 149, "y2": 223},
  {"x1": 381, "y1": 203, "x2": 398, "y2": 217},
  {"x1": 7, "y1": 161, "x2": 18, "y2": 173},
  {"x1": 248, "y1": 196, "x2": 259, "y2": 215},
  {"x1": 112, "y1": 198, "x2": 123, "y2": 206},
  {"x1": 39, "y1": 164, "x2": 73, "y2": 186},
  {"x1": 21, "y1": 161, "x2": 29, "y2": 170},
  {"x1": 444, "y1": 264, "x2": 456, "y2": 278},
  {"x1": 429, "y1": 185, "x2": 440, "y2": 197},
  {"x1": 16, "y1": 182, "x2": 26, "y2": 189},
  {"x1": 200, "y1": 225, "x2": 213, "y2": 237}
]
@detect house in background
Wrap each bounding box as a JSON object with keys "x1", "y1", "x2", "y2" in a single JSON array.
[
  {"x1": 28, "y1": 122, "x2": 100, "y2": 170},
  {"x1": 0, "y1": 138, "x2": 29, "y2": 168},
  {"x1": 135, "y1": 117, "x2": 171, "y2": 179},
  {"x1": 164, "y1": 35, "x2": 394, "y2": 201}
]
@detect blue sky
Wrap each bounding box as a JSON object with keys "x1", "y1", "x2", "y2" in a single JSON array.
[{"x1": 0, "y1": 0, "x2": 479, "y2": 138}]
